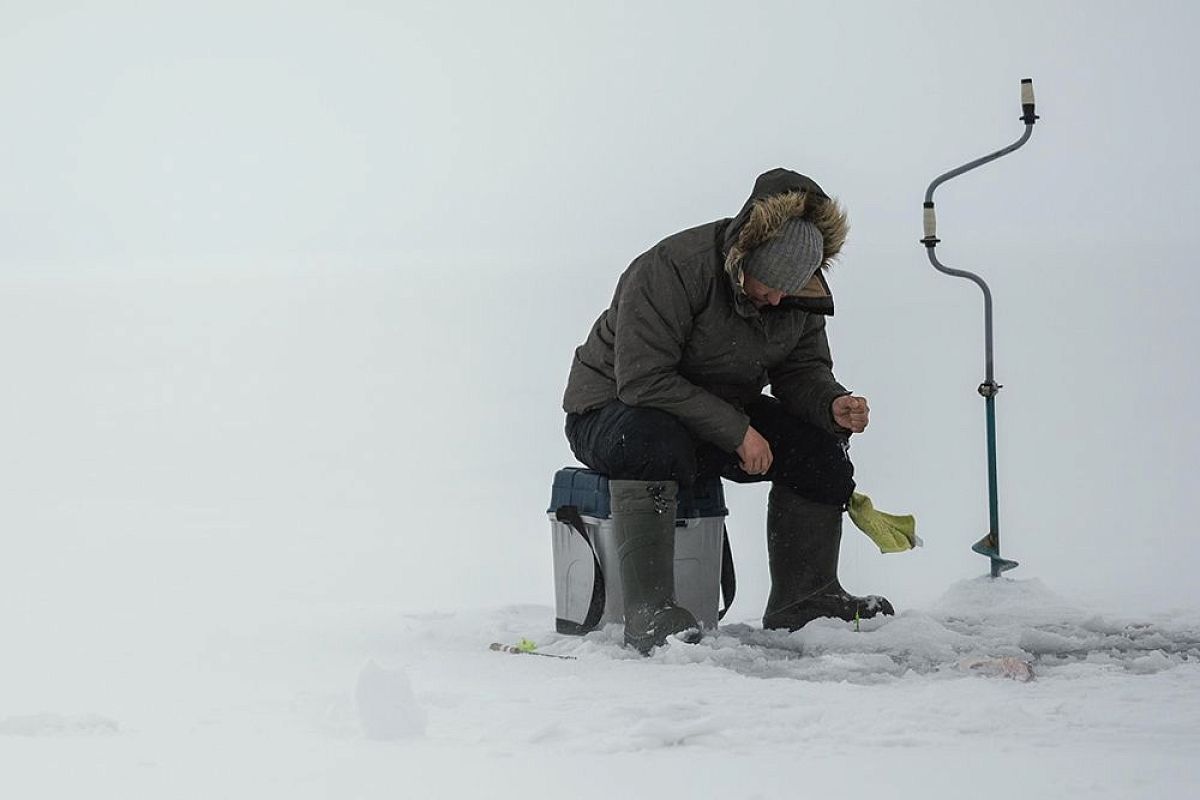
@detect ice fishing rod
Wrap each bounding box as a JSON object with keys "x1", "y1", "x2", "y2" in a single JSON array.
[{"x1": 920, "y1": 78, "x2": 1039, "y2": 578}]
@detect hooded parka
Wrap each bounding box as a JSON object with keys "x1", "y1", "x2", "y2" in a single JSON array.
[{"x1": 562, "y1": 169, "x2": 852, "y2": 453}]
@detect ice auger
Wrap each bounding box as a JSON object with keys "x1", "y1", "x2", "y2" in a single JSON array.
[{"x1": 921, "y1": 79, "x2": 1040, "y2": 577}]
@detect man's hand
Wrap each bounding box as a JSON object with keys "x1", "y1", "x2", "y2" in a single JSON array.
[
  {"x1": 736, "y1": 425, "x2": 773, "y2": 475},
  {"x1": 832, "y1": 395, "x2": 870, "y2": 434}
]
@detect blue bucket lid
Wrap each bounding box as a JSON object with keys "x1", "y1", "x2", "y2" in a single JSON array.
[{"x1": 548, "y1": 467, "x2": 727, "y2": 520}]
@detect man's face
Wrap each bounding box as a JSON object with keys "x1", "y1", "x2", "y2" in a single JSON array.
[{"x1": 742, "y1": 274, "x2": 787, "y2": 309}]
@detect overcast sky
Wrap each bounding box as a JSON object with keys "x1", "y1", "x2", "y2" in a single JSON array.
[{"x1": 2, "y1": 1, "x2": 1197, "y2": 629}]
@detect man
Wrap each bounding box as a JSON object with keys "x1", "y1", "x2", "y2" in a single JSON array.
[{"x1": 562, "y1": 168, "x2": 893, "y2": 654}]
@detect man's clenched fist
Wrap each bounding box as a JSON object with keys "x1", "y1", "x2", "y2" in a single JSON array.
[{"x1": 832, "y1": 395, "x2": 870, "y2": 434}]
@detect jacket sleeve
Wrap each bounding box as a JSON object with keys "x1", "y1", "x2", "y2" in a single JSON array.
[
  {"x1": 768, "y1": 313, "x2": 851, "y2": 434},
  {"x1": 613, "y1": 251, "x2": 750, "y2": 452}
]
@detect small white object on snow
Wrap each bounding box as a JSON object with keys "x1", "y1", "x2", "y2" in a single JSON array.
[{"x1": 354, "y1": 660, "x2": 426, "y2": 741}]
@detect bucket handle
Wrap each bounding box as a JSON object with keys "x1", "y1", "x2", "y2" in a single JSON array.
[
  {"x1": 718, "y1": 524, "x2": 736, "y2": 621},
  {"x1": 554, "y1": 506, "x2": 607, "y2": 634}
]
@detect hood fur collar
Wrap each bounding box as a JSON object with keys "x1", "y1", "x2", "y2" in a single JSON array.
[{"x1": 725, "y1": 190, "x2": 849, "y2": 284}]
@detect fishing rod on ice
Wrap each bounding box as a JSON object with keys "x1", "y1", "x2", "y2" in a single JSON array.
[{"x1": 920, "y1": 78, "x2": 1039, "y2": 578}]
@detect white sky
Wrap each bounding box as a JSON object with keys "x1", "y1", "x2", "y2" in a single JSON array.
[{"x1": 1, "y1": 1, "x2": 1198, "y2": 625}]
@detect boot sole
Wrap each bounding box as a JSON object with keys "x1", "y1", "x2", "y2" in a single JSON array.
[
  {"x1": 626, "y1": 626, "x2": 703, "y2": 655},
  {"x1": 763, "y1": 604, "x2": 892, "y2": 632}
]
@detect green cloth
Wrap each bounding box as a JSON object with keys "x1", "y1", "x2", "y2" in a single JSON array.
[{"x1": 848, "y1": 492, "x2": 920, "y2": 553}]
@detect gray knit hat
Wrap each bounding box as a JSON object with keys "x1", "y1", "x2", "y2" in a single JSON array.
[{"x1": 741, "y1": 218, "x2": 824, "y2": 294}]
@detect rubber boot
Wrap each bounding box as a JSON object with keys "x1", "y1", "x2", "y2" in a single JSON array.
[
  {"x1": 609, "y1": 479, "x2": 702, "y2": 655},
  {"x1": 762, "y1": 484, "x2": 895, "y2": 631}
]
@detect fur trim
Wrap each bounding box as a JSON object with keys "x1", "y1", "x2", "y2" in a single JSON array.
[{"x1": 726, "y1": 191, "x2": 849, "y2": 281}]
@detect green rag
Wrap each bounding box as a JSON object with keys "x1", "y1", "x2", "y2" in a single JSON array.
[{"x1": 848, "y1": 492, "x2": 921, "y2": 553}]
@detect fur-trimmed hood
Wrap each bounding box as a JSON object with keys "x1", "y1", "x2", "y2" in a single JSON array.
[
  {"x1": 723, "y1": 168, "x2": 849, "y2": 317},
  {"x1": 562, "y1": 168, "x2": 853, "y2": 447}
]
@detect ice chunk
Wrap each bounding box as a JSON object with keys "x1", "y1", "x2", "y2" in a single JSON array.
[
  {"x1": 1128, "y1": 650, "x2": 1173, "y2": 675},
  {"x1": 354, "y1": 660, "x2": 426, "y2": 740}
]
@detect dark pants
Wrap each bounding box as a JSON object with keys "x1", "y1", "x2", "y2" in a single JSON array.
[{"x1": 565, "y1": 396, "x2": 854, "y2": 508}]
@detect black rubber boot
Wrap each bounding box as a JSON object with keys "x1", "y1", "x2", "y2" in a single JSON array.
[
  {"x1": 609, "y1": 479, "x2": 702, "y2": 655},
  {"x1": 762, "y1": 484, "x2": 895, "y2": 631}
]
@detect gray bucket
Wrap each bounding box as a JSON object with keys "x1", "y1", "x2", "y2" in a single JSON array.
[{"x1": 548, "y1": 468, "x2": 733, "y2": 635}]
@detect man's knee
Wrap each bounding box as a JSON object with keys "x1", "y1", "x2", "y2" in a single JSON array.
[
  {"x1": 609, "y1": 406, "x2": 697, "y2": 482},
  {"x1": 767, "y1": 422, "x2": 856, "y2": 507},
  {"x1": 815, "y1": 450, "x2": 855, "y2": 507},
  {"x1": 567, "y1": 402, "x2": 698, "y2": 483},
  {"x1": 778, "y1": 458, "x2": 854, "y2": 507}
]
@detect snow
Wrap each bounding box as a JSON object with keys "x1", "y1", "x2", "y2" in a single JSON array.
[
  {"x1": 3, "y1": 4, "x2": 1200, "y2": 798},
  {"x1": 3, "y1": 577, "x2": 1197, "y2": 799},
  {"x1": 354, "y1": 660, "x2": 426, "y2": 740}
]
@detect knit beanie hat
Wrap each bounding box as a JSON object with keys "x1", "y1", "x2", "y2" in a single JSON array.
[{"x1": 741, "y1": 218, "x2": 824, "y2": 294}]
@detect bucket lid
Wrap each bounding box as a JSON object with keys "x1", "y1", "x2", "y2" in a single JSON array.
[{"x1": 548, "y1": 467, "x2": 727, "y2": 520}]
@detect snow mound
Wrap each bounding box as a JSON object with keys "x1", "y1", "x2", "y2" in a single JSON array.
[
  {"x1": 354, "y1": 659, "x2": 427, "y2": 740},
  {"x1": 0, "y1": 713, "x2": 119, "y2": 737},
  {"x1": 533, "y1": 578, "x2": 1200, "y2": 681}
]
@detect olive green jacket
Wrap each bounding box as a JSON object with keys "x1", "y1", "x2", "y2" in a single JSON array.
[{"x1": 563, "y1": 169, "x2": 851, "y2": 453}]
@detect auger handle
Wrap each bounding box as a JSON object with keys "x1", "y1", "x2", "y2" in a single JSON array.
[{"x1": 1020, "y1": 78, "x2": 1039, "y2": 124}]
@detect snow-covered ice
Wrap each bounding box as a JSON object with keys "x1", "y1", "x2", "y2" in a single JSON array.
[
  {"x1": 3, "y1": 2, "x2": 1199, "y2": 796},
  {"x1": 4, "y1": 576, "x2": 1195, "y2": 799}
]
